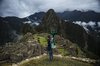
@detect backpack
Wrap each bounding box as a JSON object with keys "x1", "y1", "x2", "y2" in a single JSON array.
[
  {"x1": 51, "y1": 42, "x2": 56, "y2": 48},
  {"x1": 51, "y1": 38, "x2": 56, "y2": 48}
]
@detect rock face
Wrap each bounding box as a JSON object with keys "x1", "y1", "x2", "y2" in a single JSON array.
[{"x1": 0, "y1": 33, "x2": 44, "y2": 63}]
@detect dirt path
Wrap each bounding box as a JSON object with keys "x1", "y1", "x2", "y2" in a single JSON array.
[{"x1": 12, "y1": 53, "x2": 100, "y2": 66}]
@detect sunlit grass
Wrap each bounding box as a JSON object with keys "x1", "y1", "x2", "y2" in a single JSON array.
[
  {"x1": 58, "y1": 48, "x2": 70, "y2": 56},
  {"x1": 34, "y1": 34, "x2": 48, "y2": 47}
]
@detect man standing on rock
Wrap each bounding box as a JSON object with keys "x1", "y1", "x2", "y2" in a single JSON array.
[{"x1": 47, "y1": 35, "x2": 53, "y2": 61}]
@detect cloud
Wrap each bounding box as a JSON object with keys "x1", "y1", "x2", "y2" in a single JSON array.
[
  {"x1": 0, "y1": 0, "x2": 100, "y2": 18},
  {"x1": 74, "y1": 21, "x2": 96, "y2": 27},
  {"x1": 98, "y1": 22, "x2": 100, "y2": 27},
  {"x1": 73, "y1": 21, "x2": 100, "y2": 32},
  {"x1": 87, "y1": 21, "x2": 96, "y2": 27},
  {"x1": 73, "y1": 21, "x2": 97, "y2": 32}
]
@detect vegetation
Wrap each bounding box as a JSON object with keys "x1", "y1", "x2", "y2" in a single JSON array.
[
  {"x1": 0, "y1": 63, "x2": 12, "y2": 66},
  {"x1": 33, "y1": 33, "x2": 48, "y2": 47}
]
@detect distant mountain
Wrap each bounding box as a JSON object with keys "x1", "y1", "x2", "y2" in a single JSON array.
[
  {"x1": 58, "y1": 10, "x2": 100, "y2": 22},
  {"x1": 0, "y1": 10, "x2": 100, "y2": 23},
  {"x1": 29, "y1": 12, "x2": 45, "y2": 21},
  {"x1": 27, "y1": 10, "x2": 100, "y2": 22}
]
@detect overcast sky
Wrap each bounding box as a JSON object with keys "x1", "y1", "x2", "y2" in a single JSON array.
[{"x1": 0, "y1": 0, "x2": 100, "y2": 18}]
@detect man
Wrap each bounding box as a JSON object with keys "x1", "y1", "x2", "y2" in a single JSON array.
[{"x1": 47, "y1": 35, "x2": 53, "y2": 61}]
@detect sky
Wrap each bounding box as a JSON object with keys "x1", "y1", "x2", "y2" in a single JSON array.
[{"x1": 0, "y1": 0, "x2": 100, "y2": 18}]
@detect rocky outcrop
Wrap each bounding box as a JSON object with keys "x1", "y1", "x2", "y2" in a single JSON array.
[{"x1": 0, "y1": 33, "x2": 44, "y2": 63}]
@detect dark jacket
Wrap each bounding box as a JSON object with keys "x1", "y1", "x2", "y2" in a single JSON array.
[{"x1": 47, "y1": 39, "x2": 52, "y2": 51}]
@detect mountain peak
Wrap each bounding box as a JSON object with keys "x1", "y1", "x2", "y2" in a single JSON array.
[
  {"x1": 41, "y1": 9, "x2": 61, "y2": 32},
  {"x1": 47, "y1": 9, "x2": 55, "y2": 13},
  {"x1": 44, "y1": 9, "x2": 58, "y2": 19}
]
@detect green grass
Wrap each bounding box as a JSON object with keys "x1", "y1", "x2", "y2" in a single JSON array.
[
  {"x1": 58, "y1": 48, "x2": 70, "y2": 56},
  {"x1": 20, "y1": 57, "x2": 93, "y2": 66},
  {"x1": 38, "y1": 36, "x2": 47, "y2": 47},
  {"x1": 0, "y1": 63, "x2": 12, "y2": 66},
  {"x1": 34, "y1": 34, "x2": 48, "y2": 47}
]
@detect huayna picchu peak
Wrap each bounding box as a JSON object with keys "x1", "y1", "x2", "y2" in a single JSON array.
[{"x1": 40, "y1": 9, "x2": 62, "y2": 33}]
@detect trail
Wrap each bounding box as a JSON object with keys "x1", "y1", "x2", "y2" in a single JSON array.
[{"x1": 12, "y1": 53, "x2": 100, "y2": 66}]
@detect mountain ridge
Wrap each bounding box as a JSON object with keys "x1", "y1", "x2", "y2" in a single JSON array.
[{"x1": 0, "y1": 10, "x2": 100, "y2": 22}]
